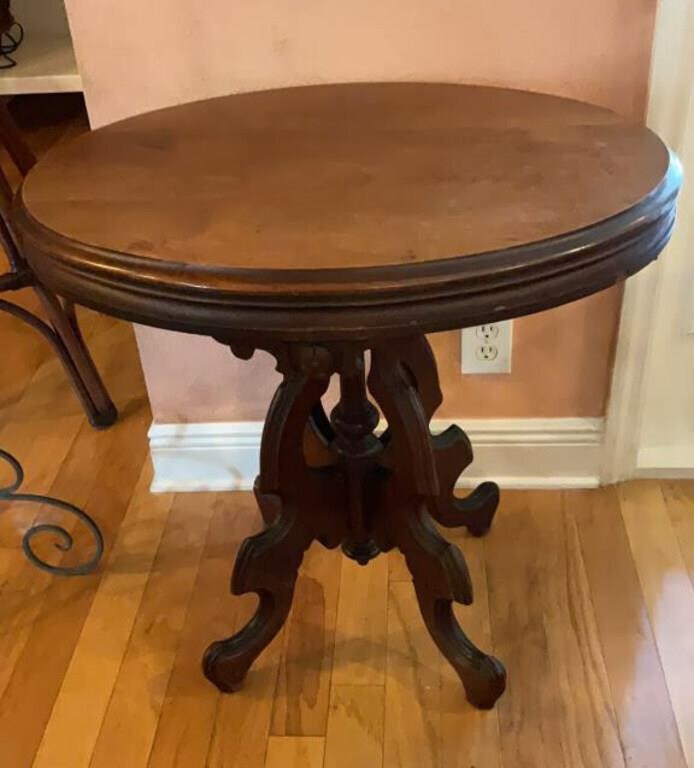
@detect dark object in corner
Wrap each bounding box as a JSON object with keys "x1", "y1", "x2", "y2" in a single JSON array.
[
  {"x1": 0, "y1": 0, "x2": 13, "y2": 33},
  {"x1": 0, "y1": 102, "x2": 117, "y2": 427},
  {"x1": 0, "y1": 101, "x2": 111, "y2": 576},
  {"x1": 0, "y1": 0, "x2": 23, "y2": 69}
]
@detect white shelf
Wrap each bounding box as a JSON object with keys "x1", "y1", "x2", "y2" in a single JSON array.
[{"x1": 0, "y1": 34, "x2": 82, "y2": 95}]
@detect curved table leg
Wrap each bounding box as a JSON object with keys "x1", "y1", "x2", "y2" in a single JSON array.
[
  {"x1": 405, "y1": 506, "x2": 506, "y2": 707},
  {"x1": 415, "y1": 574, "x2": 507, "y2": 708},
  {"x1": 383, "y1": 335, "x2": 500, "y2": 536},
  {"x1": 203, "y1": 494, "x2": 313, "y2": 690},
  {"x1": 369, "y1": 342, "x2": 506, "y2": 708},
  {"x1": 204, "y1": 349, "x2": 335, "y2": 691},
  {"x1": 208, "y1": 337, "x2": 505, "y2": 708}
]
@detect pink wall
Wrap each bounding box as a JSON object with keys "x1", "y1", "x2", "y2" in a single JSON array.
[{"x1": 65, "y1": 0, "x2": 658, "y2": 421}]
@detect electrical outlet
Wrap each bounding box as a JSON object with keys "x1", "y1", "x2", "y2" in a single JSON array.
[{"x1": 461, "y1": 321, "x2": 512, "y2": 374}]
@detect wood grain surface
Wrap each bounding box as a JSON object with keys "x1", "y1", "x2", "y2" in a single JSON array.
[
  {"x1": 3, "y1": 92, "x2": 690, "y2": 768},
  {"x1": 19, "y1": 84, "x2": 669, "y2": 272},
  {"x1": 12, "y1": 84, "x2": 680, "y2": 341}
]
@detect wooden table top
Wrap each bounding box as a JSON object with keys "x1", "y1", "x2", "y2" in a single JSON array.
[{"x1": 13, "y1": 83, "x2": 680, "y2": 342}]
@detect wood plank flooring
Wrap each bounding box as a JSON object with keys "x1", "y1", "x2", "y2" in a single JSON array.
[
  {"x1": 1, "y1": 301, "x2": 693, "y2": 768},
  {"x1": 1, "y1": 97, "x2": 693, "y2": 767}
]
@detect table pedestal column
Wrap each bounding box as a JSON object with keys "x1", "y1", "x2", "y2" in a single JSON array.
[{"x1": 203, "y1": 334, "x2": 506, "y2": 709}]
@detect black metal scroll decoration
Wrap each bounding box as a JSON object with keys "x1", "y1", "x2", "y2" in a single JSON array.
[
  {"x1": 0, "y1": 20, "x2": 23, "y2": 70},
  {"x1": 0, "y1": 448, "x2": 103, "y2": 576}
]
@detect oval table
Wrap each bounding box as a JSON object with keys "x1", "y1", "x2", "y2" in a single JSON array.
[{"x1": 12, "y1": 83, "x2": 681, "y2": 710}]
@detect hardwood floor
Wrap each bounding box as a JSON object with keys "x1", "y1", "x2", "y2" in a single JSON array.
[
  {"x1": 1, "y1": 305, "x2": 693, "y2": 768},
  {"x1": 1, "y1": 98, "x2": 693, "y2": 767}
]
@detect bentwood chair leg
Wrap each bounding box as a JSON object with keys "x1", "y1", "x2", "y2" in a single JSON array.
[{"x1": 34, "y1": 285, "x2": 117, "y2": 428}]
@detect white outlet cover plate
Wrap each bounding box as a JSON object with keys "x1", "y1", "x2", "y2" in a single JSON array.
[{"x1": 461, "y1": 321, "x2": 513, "y2": 374}]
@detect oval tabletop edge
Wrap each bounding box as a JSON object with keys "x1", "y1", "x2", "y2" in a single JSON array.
[{"x1": 12, "y1": 82, "x2": 682, "y2": 340}]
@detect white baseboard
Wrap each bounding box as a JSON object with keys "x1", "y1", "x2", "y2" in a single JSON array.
[
  {"x1": 635, "y1": 445, "x2": 694, "y2": 478},
  {"x1": 148, "y1": 417, "x2": 604, "y2": 493}
]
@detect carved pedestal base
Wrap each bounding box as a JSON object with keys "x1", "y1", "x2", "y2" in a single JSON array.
[{"x1": 203, "y1": 335, "x2": 506, "y2": 709}]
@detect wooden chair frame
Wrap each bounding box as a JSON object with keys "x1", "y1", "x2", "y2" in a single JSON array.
[{"x1": 0, "y1": 101, "x2": 116, "y2": 428}]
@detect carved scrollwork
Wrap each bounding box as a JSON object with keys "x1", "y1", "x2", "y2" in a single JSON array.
[
  {"x1": 369, "y1": 341, "x2": 506, "y2": 708},
  {"x1": 385, "y1": 335, "x2": 501, "y2": 535},
  {"x1": 206, "y1": 335, "x2": 505, "y2": 708},
  {"x1": 203, "y1": 344, "x2": 344, "y2": 691}
]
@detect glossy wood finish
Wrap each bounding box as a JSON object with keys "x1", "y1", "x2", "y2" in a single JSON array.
[
  {"x1": 13, "y1": 84, "x2": 680, "y2": 341},
  {"x1": 202, "y1": 335, "x2": 505, "y2": 708},
  {"x1": 6, "y1": 83, "x2": 683, "y2": 722},
  {"x1": 2, "y1": 312, "x2": 694, "y2": 767},
  {"x1": 16, "y1": 83, "x2": 670, "y2": 269}
]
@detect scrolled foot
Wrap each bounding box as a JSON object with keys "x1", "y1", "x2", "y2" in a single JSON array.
[
  {"x1": 369, "y1": 339, "x2": 506, "y2": 708},
  {"x1": 430, "y1": 427, "x2": 500, "y2": 535},
  {"x1": 416, "y1": 595, "x2": 506, "y2": 709},
  {"x1": 203, "y1": 638, "x2": 251, "y2": 692},
  {"x1": 204, "y1": 502, "x2": 310, "y2": 693},
  {"x1": 403, "y1": 512, "x2": 506, "y2": 708},
  {"x1": 203, "y1": 574, "x2": 294, "y2": 692},
  {"x1": 205, "y1": 341, "x2": 340, "y2": 693},
  {"x1": 463, "y1": 656, "x2": 507, "y2": 710},
  {"x1": 454, "y1": 481, "x2": 500, "y2": 537}
]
